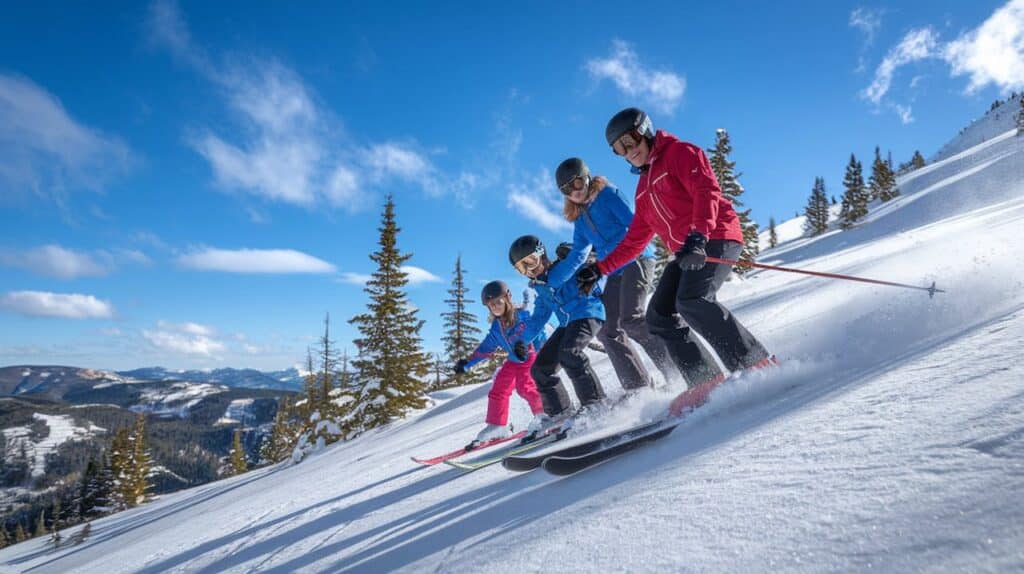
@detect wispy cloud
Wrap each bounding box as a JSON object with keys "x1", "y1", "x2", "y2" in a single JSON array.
[
  {"x1": 0, "y1": 291, "x2": 115, "y2": 319},
  {"x1": 142, "y1": 320, "x2": 225, "y2": 356},
  {"x1": 0, "y1": 74, "x2": 132, "y2": 205},
  {"x1": 944, "y1": 0, "x2": 1024, "y2": 93},
  {"x1": 586, "y1": 40, "x2": 686, "y2": 115},
  {"x1": 506, "y1": 169, "x2": 572, "y2": 233},
  {"x1": 862, "y1": 28, "x2": 939, "y2": 105},
  {"x1": 150, "y1": 0, "x2": 483, "y2": 211},
  {"x1": 177, "y1": 247, "x2": 336, "y2": 273},
  {"x1": 862, "y1": 0, "x2": 1024, "y2": 120},
  {"x1": 400, "y1": 266, "x2": 442, "y2": 285},
  {"x1": 850, "y1": 7, "x2": 884, "y2": 47},
  {"x1": 0, "y1": 244, "x2": 151, "y2": 279},
  {"x1": 337, "y1": 272, "x2": 373, "y2": 285}
]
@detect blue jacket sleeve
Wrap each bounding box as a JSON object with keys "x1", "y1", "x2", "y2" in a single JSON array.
[
  {"x1": 518, "y1": 288, "x2": 554, "y2": 345},
  {"x1": 606, "y1": 185, "x2": 636, "y2": 228},
  {"x1": 545, "y1": 232, "x2": 592, "y2": 289},
  {"x1": 464, "y1": 322, "x2": 500, "y2": 369}
]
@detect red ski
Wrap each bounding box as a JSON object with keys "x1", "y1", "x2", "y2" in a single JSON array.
[{"x1": 411, "y1": 430, "x2": 528, "y2": 465}]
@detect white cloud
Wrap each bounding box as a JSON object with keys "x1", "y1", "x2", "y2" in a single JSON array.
[
  {"x1": 850, "y1": 7, "x2": 883, "y2": 46},
  {"x1": 891, "y1": 103, "x2": 914, "y2": 124},
  {"x1": 142, "y1": 321, "x2": 225, "y2": 356},
  {"x1": 0, "y1": 291, "x2": 115, "y2": 319},
  {"x1": 506, "y1": 169, "x2": 572, "y2": 233},
  {"x1": 944, "y1": 0, "x2": 1024, "y2": 93},
  {"x1": 0, "y1": 244, "x2": 108, "y2": 279},
  {"x1": 586, "y1": 40, "x2": 686, "y2": 115},
  {"x1": 400, "y1": 266, "x2": 442, "y2": 285},
  {"x1": 0, "y1": 74, "x2": 131, "y2": 202},
  {"x1": 862, "y1": 28, "x2": 939, "y2": 105},
  {"x1": 337, "y1": 272, "x2": 373, "y2": 285},
  {"x1": 177, "y1": 247, "x2": 336, "y2": 273}
]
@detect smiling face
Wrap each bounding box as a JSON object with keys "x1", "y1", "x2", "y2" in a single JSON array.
[
  {"x1": 513, "y1": 252, "x2": 546, "y2": 279},
  {"x1": 612, "y1": 131, "x2": 651, "y2": 167},
  {"x1": 485, "y1": 296, "x2": 507, "y2": 316}
]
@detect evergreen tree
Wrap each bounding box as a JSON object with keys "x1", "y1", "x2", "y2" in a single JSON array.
[
  {"x1": 230, "y1": 429, "x2": 247, "y2": 475},
  {"x1": 768, "y1": 217, "x2": 778, "y2": 249},
  {"x1": 300, "y1": 349, "x2": 318, "y2": 417},
  {"x1": 261, "y1": 397, "x2": 297, "y2": 464},
  {"x1": 318, "y1": 313, "x2": 339, "y2": 414},
  {"x1": 0, "y1": 526, "x2": 8, "y2": 549},
  {"x1": 124, "y1": 415, "x2": 151, "y2": 507},
  {"x1": 1017, "y1": 96, "x2": 1024, "y2": 134},
  {"x1": 651, "y1": 236, "x2": 673, "y2": 284},
  {"x1": 346, "y1": 194, "x2": 432, "y2": 435},
  {"x1": 910, "y1": 150, "x2": 926, "y2": 170},
  {"x1": 76, "y1": 459, "x2": 100, "y2": 519},
  {"x1": 107, "y1": 428, "x2": 131, "y2": 511},
  {"x1": 91, "y1": 453, "x2": 114, "y2": 515},
  {"x1": 440, "y1": 255, "x2": 484, "y2": 388},
  {"x1": 338, "y1": 349, "x2": 353, "y2": 391},
  {"x1": 15, "y1": 523, "x2": 27, "y2": 543},
  {"x1": 873, "y1": 147, "x2": 900, "y2": 202},
  {"x1": 708, "y1": 129, "x2": 759, "y2": 270},
  {"x1": 803, "y1": 177, "x2": 830, "y2": 236},
  {"x1": 34, "y1": 511, "x2": 46, "y2": 537},
  {"x1": 839, "y1": 154, "x2": 869, "y2": 228}
]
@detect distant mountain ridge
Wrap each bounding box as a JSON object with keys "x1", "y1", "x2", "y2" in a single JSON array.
[{"x1": 116, "y1": 366, "x2": 305, "y2": 392}]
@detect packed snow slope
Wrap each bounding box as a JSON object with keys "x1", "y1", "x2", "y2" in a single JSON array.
[{"x1": 3, "y1": 129, "x2": 1023, "y2": 573}]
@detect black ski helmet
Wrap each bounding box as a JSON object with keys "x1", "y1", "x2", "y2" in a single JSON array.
[
  {"x1": 480, "y1": 280, "x2": 510, "y2": 304},
  {"x1": 555, "y1": 157, "x2": 590, "y2": 190},
  {"x1": 508, "y1": 235, "x2": 544, "y2": 265},
  {"x1": 605, "y1": 107, "x2": 655, "y2": 147}
]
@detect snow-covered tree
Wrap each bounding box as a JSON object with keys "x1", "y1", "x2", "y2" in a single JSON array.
[
  {"x1": 124, "y1": 415, "x2": 151, "y2": 507},
  {"x1": 260, "y1": 397, "x2": 298, "y2": 464},
  {"x1": 346, "y1": 194, "x2": 432, "y2": 436},
  {"x1": 803, "y1": 177, "x2": 830, "y2": 236},
  {"x1": 768, "y1": 217, "x2": 778, "y2": 249},
  {"x1": 1017, "y1": 96, "x2": 1024, "y2": 134},
  {"x1": 708, "y1": 129, "x2": 759, "y2": 270},
  {"x1": 440, "y1": 255, "x2": 484, "y2": 388},
  {"x1": 840, "y1": 154, "x2": 869, "y2": 228}
]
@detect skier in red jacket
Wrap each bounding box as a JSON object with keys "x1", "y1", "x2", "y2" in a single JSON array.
[{"x1": 577, "y1": 108, "x2": 772, "y2": 387}]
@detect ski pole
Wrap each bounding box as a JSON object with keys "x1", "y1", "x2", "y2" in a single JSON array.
[{"x1": 706, "y1": 256, "x2": 945, "y2": 298}]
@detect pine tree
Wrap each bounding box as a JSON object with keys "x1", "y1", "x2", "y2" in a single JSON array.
[
  {"x1": 803, "y1": 177, "x2": 830, "y2": 236},
  {"x1": 15, "y1": 523, "x2": 27, "y2": 543},
  {"x1": 1016, "y1": 96, "x2": 1024, "y2": 134},
  {"x1": 76, "y1": 459, "x2": 99, "y2": 518},
  {"x1": 910, "y1": 150, "x2": 926, "y2": 170},
  {"x1": 651, "y1": 236, "x2": 673, "y2": 284},
  {"x1": 768, "y1": 217, "x2": 778, "y2": 249},
  {"x1": 347, "y1": 194, "x2": 432, "y2": 435},
  {"x1": 300, "y1": 349, "x2": 318, "y2": 418},
  {"x1": 840, "y1": 154, "x2": 869, "y2": 228},
  {"x1": 34, "y1": 511, "x2": 46, "y2": 537},
  {"x1": 708, "y1": 129, "x2": 759, "y2": 271},
  {"x1": 230, "y1": 429, "x2": 247, "y2": 475},
  {"x1": 107, "y1": 428, "x2": 131, "y2": 511},
  {"x1": 440, "y1": 255, "x2": 484, "y2": 388},
  {"x1": 318, "y1": 313, "x2": 339, "y2": 415},
  {"x1": 0, "y1": 526, "x2": 8, "y2": 549},
  {"x1": 260, "y1": 397, "x2": 297, "y2": 464},
  {"x1": 124, "y1": 415, "x2": 151, "y2": 507},
  {"x1": 868, "y1": 146, "x2": 899, "y2": 202}
]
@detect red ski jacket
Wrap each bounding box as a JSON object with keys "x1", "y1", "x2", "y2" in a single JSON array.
[{"x1": 598, "y1": 130, "x2": 744, "y2": 276}]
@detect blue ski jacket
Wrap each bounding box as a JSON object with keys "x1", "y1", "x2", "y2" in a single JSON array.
[
  {"x1": 546, "y1": 183, "x2": 656, "y2": 289},
  {"x1": 464, "y1": 309, "x2": 547, "y2": 369},
  {"x1": 519, "y1": 260, "x2": 605, "y2": 345}
]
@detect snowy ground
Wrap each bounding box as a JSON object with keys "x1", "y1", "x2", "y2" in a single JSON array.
[
  {"x1": 1, "y1": 414, "x2": 106, "y2": 478},
  {"x1": 2, "y1": 129, "x2": 1023, "y2": 572}
]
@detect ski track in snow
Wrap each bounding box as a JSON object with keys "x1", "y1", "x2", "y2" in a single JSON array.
[{"x1": 3, "y1": 109, "x2": 1024, "y2": 574}]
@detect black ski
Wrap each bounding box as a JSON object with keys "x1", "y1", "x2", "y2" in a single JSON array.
[
  {"x1": 502, "y1": 418, "x2": 669, "y2": 472},
  {"x1": 541, "y1": 420, "x2": 680, "y2": 476}
]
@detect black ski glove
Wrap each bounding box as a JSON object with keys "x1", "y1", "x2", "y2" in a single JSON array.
[
  {"x1": 676, "y1": 232, "x2": 708, "y2": 271},
  {"x1": 513, "y1": 341, "x2": 529, "y2": 361},
  {"x1": 576, "y1": 262, "x2": 603, "y2": 294},
  {"x1": 453, "y1": 358, "x2": 468, "y2": 375}
]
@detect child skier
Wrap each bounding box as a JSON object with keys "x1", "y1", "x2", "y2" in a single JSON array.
[
  {"x1": 508, "y1": 235, "x2": 609, "y2": 427},
  {"x1": 454, "y1": 280, "x2": 550, "y2": 449}
]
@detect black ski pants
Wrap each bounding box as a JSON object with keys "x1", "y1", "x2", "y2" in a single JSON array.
[
  {"x1": 531, "y1": 318, "x2": 606, "y2": 415},
  {"x1": 646, "y1": 240, "x2": 769, "y2": 383},
  {"x1": 598, "y1": 258, "x2": 676, "y2": 389}
]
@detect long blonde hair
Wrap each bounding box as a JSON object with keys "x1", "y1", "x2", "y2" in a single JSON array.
[
  {"x1": 563, "y1": 175, "x2": 609, "y2": 222},
  {"x1": 488, "y1": 290, "x2": 518, "y2": 329}
]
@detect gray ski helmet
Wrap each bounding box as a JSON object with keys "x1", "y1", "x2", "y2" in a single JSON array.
[
  {"x1": 555, "y1": 241, "x2": 573, "y2": 260},
  {"x1": 481, "y1": 280, "x2": 510, "y2": 304},
  {"x1": 555, "y1": 157, "x2": 590, "y2": 190},
  {"x1": 508, "y1": 234, "x2": 544, "y2": 265},
  {"x1": 605, "y1": 107, "x2": 655, "y2": 147}
]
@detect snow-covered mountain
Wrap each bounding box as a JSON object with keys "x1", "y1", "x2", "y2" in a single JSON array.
[
  {"x1": 116, "y1": 366, "x2": 304, "y2": 392},
  {"x1": 2, "y1": 118, "x2": 1022, "y2": 572}
]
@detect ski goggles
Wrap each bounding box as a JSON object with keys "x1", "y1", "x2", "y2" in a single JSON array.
[
  {"x1": 513, "y1": 246, "x2": 545, "y2": 275},
  {"x1": 559, "y1": 175, "x2": 590, "y2": 196},
  {"x1": 611, "y1": 131, "x2": 642, "y2": 156}
]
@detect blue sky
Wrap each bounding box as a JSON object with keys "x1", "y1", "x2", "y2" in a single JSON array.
[{"x1": 2, "y1": 0, "x2": 1022, "y2": 371}]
